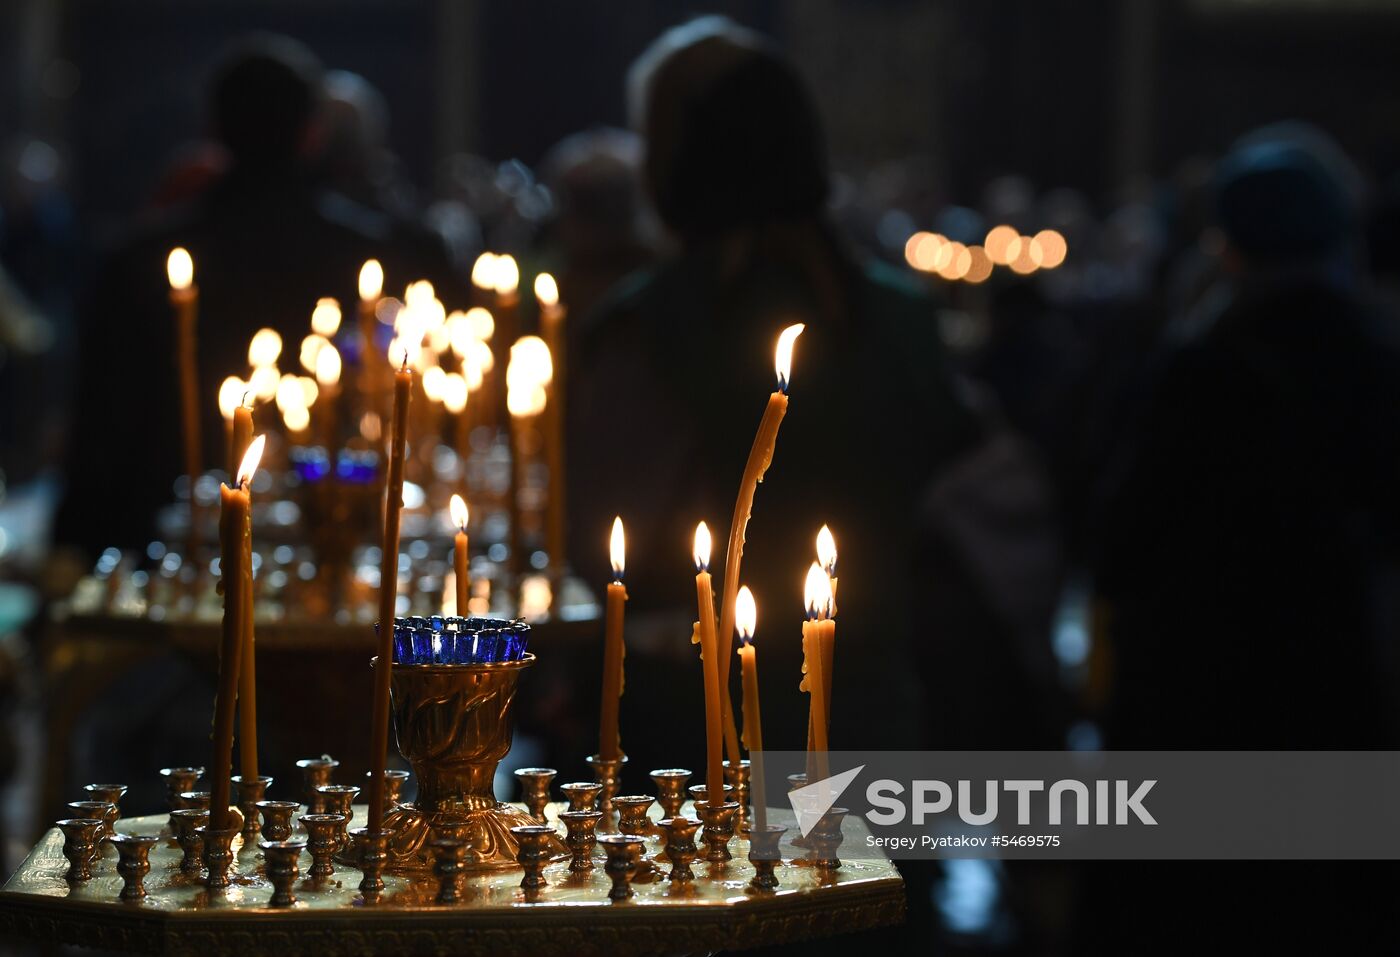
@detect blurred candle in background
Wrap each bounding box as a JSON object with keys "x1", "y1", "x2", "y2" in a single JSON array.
[
  {"x1": 535, "y1": 273, "x2": 568, "y2": 580},
  {"x1": 167, "y1": 247, "x2": 201, "y2": 565},
  {"x1": 451, "y1": 493, "x2": 470, "y2": 615}
]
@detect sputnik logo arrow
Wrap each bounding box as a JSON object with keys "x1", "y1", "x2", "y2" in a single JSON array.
[{"x1": 788, "y1": 765, "x2": 865, "y2": 837}]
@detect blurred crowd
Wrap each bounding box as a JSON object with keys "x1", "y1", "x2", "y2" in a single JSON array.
[{"x1": 3, "y1": 13, "x2": 1400, "y2": 954}]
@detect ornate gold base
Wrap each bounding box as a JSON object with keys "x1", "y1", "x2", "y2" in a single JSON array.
[{"x1": 346, "y1": 801, "x2": 567, "y2": 871}]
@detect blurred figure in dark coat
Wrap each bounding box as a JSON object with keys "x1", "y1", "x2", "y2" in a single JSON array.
[
  {"x1": 570, "y1": 17, "x2": 1061, "y2": 767},
  {"x1": 1096, "y1": 122, "x2": 1400, "y2": 750},
  {"x1": 57, "y1": 36, "x2": 454, "y2": 553}
]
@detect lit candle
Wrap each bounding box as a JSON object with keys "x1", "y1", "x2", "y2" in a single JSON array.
[
  {"x1": 535, "y1": 273, "x2": 568, "y2": 577},
  {"x1": 808, "y1": 525, "x2": 838, "y2": 753},
  {"x1": 692, "y1": 522, "x2": 725, "y2": 804},
  {"x1": 735, "y1": 585, "x2": 767, "y2": 829},
  {"x1": 220, "y1": 379, "x2": 253, "y2": 478},
  {"x1": 802, "y1": 562, "x2": 832, "y2": 784},
  {"x1": 450, "y1": 493, "x2": 470, "y2": 615},
  {"x1": 167, "y1": 248, "x2": 202, "y2": 562},
  {"x1": 367, "y1": 350, "x2": 412, "y2": 830},
  {"x1": 505, "y1": 336, "x2": 550, "y2": 591},
  {"x1": 315, "y1": 344, "x2": 342, "y2": 450},
  {"x1": 598, "y1": 517, "x2": 627, "y2": 762},
  {"x1": 359, "y1": 259, "x2": 383, "y2": 403},
  {"x1": 717, "y1": 323, "x2": 805, "y2": 762},
  {"x1": 211, "y1": 434, "x2": 264, "y2": 830},
  {"x1": 236, "y1": 413, "x2": 261, "y2": 782},
  {"x1": 493, "y1": 255, "x2": 520, "y2": 441}
]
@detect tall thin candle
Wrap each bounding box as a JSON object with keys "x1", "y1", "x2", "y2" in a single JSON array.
[
  {"x1": 693, "y1": 522, "x2": 724, "y2": 805},
  {"x1": 358, "y1": 259, "x2": 383, "y2": 406},
  {"x1": 211, "y1": 435, "x2": 264, "y2": 830},
  {"x1": 717, "y1": 323, "x2": 805, "y2": 762},
  {"x1": 802, "y1": 562, "x2": 832, "y2": 785},
  {"x1": 236, "y1": 417, "x2": 260, "y2": 781},
  {"x1": 735, "y1": 585, "x2": 767, "y2": 829},
  {"x1": 167, "y1": 248, "x2": 202, "y2": 565},
  {"x1": 367, "y1": 353, "x2": 412, "y2": 830},
  {"x1": 535, "y1": 273, "x2": 567, "y2": 577},
  {"x1": 598, "y1": 518, "x2": 627, "y2": 762},
  {"x1": 451, "y1": 494, "x2": 470, "y2": 614}
]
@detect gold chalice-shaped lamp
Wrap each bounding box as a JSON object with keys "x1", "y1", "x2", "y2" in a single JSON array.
[{"x1": 373, "y1": 619, "x2": 566, "y2": 871}]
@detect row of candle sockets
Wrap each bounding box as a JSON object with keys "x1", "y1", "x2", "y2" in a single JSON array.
[{"x1": 388, "y1": 615, "x2": 532, "y2": 664}]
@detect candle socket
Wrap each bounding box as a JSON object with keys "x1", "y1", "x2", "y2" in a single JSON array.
[
  {"x1": 747, "y1": 824, "x2": 787, "y2": 890},
  {"x1": 694, "y1": 800, "x2": 739, "y2": 863},
  {"x1": 659, "y1": 817, "x2": 701, "y2": 883},
  {"x1": 260, "y1": 839, "x2": 306, "y2": 907},
  {"x1": 809, "y1": 807, "x2": 848, "y2": 871},
  {"x1": 111, "y1": 833, "x2": 160, "y2": 901},
  {"x1": 67, "y1": 801, "x2": 117, "y2": 851},
  {"x1": 315, "y1": 785, "x2": 360, "y2": 849},
  {"x1": 300, "y1": 814, "x2": 346, "y2": 879},
  {"x1": 649, "y1": 769, "x2": 691, "y2": 820},
  {"x1": 559, "y1": 782, "x2": 603, "y2": 813},
  {"x1": 686, "y1": 782, "x2": 735, "y2": 812},
  {"x1": 198, "y1": 825, "x2": 239, "y2": 890},
  {"x1": 83, "y1": 784, "x2": 128, "y2": 829},
  {"x1": 353, "y1": 828, "x2": 393, "y2": 902},
  {"x1": 513, "y1": 768, "x2": 557, "y2": 823},
  {"x1": 432, "y1": 838, "x2": 469, "y2": 903},
  {"x1": 297, "y1": 757, "x2": 340, "y2": 811},
  {"x1": 786, "y1": 773, "x2": 809, "y2": 847},
  {"x1": 231, "y1": 775, "x2": 273, "y2": 841},
  {"x1": 586, "y1": 753, "x2": 627, "y2": 814},
  {"x1": 613, "y1": 795, "x2": 656, "y2": 838},
  {"x1": 723, "y1": 760, "x2": 752, "y2": 833},
  {"x1": 366, "y1": 769, "x2": 411, "y2": 809},
  {"x1": 256, "y1": 800, "x2": 299, "y2": 842},
  {"x1": 559, "y1": 810, "x2": 602, "y2": 872},
  {"x1": 170, "y1": 808, "x2": 208, "y2": 874},
  {"x1": 600, "y1": 834, "x2": 645, "y2": 901},
  {"x1": 160, "y1": 768, "x2": 203, "y2": 831},
  {"x1": 177, "y1": 790, "x2": 212, "y2": 811},
  {"x1": 56, "y1": 819, "x2": 103, "y2": 882},
  {"x1": 510, "y1": 824, "x2": 555, "y2": 890}
]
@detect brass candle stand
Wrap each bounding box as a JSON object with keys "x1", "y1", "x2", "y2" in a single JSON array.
[
  {"x1": 297, "y1": 756, "x2": 339, "y2": 811},
  {"x1": 55, "y1": 819, "x2": 102, "y2": 882},
  {"x1": 256, "y1": 800, "x2": 299, "y2": 841},
  {"x1": 231, "y1": 774, "x2": 271, "y2": 841},
  {"x1": 723, "y1": 760, "x2": 752, "y2": 832},
  {"x1": 513, "y1": 767, "x2": 557, "y2": 823},
  {"x1": 586, "y1": 753, "x2": 627, "y2": 813},
  {"x1": 650, "y1": 769, "x2": 691, "y2": 819},
  {"x1": 110, "y1": 833, "x2": 159, "y2": 901}
]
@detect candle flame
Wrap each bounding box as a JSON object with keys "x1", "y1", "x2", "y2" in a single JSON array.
[
  {"x1": 248, "y1": 327, "x2": 283, "y2": 368},
  {"x1": 299, "y1": 333, "x2": 328, "y2": 372},
  {"x1": 442, "y1": 372, "x2": 468, "y2": 413},
  {"x1": 359, "y1": 259, "x2": 383, "y2": 301},
  {"x1": 693, "y1": 521, "x2": 712, "y2": 572},
  {"x1": 493, "y1": 255, "x2": 520, "y2": 297},
  {"x1": 736, "y1": 585, "x2": 757, "y2": 641},
  {"x1": 775, "y1": 323, "x2": 805, "y2": 393},
  {"x1": 466, "y1": 306, "x2": 495, "y2": 341},
  {"x1": 218, "y1": 376, "x2": 245, "y2": 420},
  {"x1": 314, "y1": 344, "x2": 342, "y2": 386},
  {"x1": 534, "y1": 272, "x2": 559, "y2": 307},
  {"x1": 816, "y1": 524, "x2": 837, "y2": 576},
  {"x1": 506, "y1": 382, "x2": 547, "y2": 417},
  {"x1": 282, "y1": 403, "x2": 310, "y2": 433},
  {"x1": 471, "y1": 252, "x2": 498, "y2": 290},
  {"x1": 508, "y1": 335, "x2": 553, "y2": 388},
  {"x1": 236, "y1": 434, "x2": 266, "y2": 487},
  {"x1": 450, "y1": 493, "x2": 469, "y2": 531},
  {"x1": 422, "y1": 364, "x2": 447, "y2": 402},
  {"x1": 610, "y1": 516, "x2": 625, "y2": 580},
  {"x1": 387, "y1": 337, "x2": 408, "y2": 370},
  {"x1": 311, "y1": 298, "x2": 342, "y2": 337},
  {"x1": 167, "y1": 248, "x2": 193, "y2": 290},
  {"x1": 804, "y1": 561, "x2": 832, "y2": 620}
]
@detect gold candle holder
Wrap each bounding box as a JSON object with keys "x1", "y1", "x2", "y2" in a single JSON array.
[
  {"x1": 809, "y1": 807, "x2": 848, "y2": 871},
  {"x1": 747, "y1": 824, "x2": 787, "y2": 890},
  {"x1": 56, "y1": 819, "x2": 103, "y2": 882},
  {"x1": 431, "y1": 838, "x2": 469, "y2": 904},
  {"x1": 613, "y1": 795, "x2": 655, "y2": 838},
  {"x1": 231, "y1": 774, "x2": 272, "y2": 841},
  {"x1": 256, "y1": 800, "x2": 299, "y2": 842},
  {"x1": 586, "y1": 753, "x2": 627, "y2": 814},
  {"x1": 170, "y1": 808, "x2": 208, "y2": 874},
  {"x1": 649, "y1": 769, "x2": 691, "y2": 820},
  {"x1": 198, "y1": 825, "x2": 238, "y2": 890},
  {"x1": 353, "y1": 827, "x2": 394, "y2": 902},
  {"x1": 316, "y1": 785, "x2": 359, "y2": 850},
  {"x1": 176, "y1": 790, "x2": 211, "y2": 811},
  {"x1": 510, "y1": 824, "x2": 555, "y2": 890},
  {"x1": 600, "y1": 834, "x2": 645, "y2": 901},
  {"x1": 300, "y1": 813, "x2": 345, "y2": 879},
  {"x1": 366, "y1": 769, "x2": 412, "y2": 809},
  {"x1": 659, "y1": 816, "x2": 700, "y2": 883},
  {"x1": 159, "y1": 767, "x2": 203, "y2": 831},
  {"x1": 513, "y1": 768, "x2": 557, "y2": 823},
  {"x1": 297, "y1": 757, "x2": 339, "y2": 811},
  {"x1": 111, "y1": 833, "x2": 159, "y2": 901},
  {"x1": 723, "y1": 759, "x2": 751, "y2": 832},
  {"x1": 83, "y1": 784, "x2": 128, "y2": 827},
  {"x1": 67, "y1": 801, "x2": 116, "y2": 846},
  {"x1": 786, "y1": 773, "x2": 809, "y2": 848},
  {"x1": 260, "y1": 839, "x2": 305, "y2": 907},
  {"x1": 558, "y1": 810, "x2": 602, "y2": 871},
  {"x1": 559, "y1": 782, "x2": 603, "y2": 813},
  {"x1": 694, "y1": 800, "x2": 739, "y2": 863}
]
